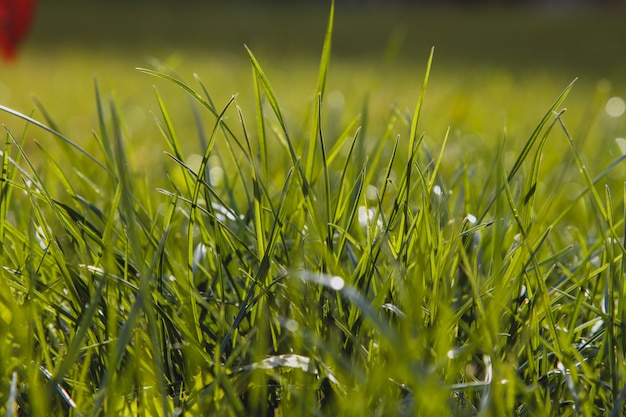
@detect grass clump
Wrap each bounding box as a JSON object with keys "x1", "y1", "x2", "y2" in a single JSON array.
[{"x1": 2, "y1": 4, "x2": 626, "y2": 416}]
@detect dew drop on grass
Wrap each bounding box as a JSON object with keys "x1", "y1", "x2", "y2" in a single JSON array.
[
  {"x1": 212, "y1": 202, "x2": 238, "y2": 222},
  {"x1": 358, "y1": 206, "x2": 383, "y2": 229},
  {"x1": 297, "y1": 270, "x2": 345, "y2": 291},
  {"x1": 329, "y1": 276, "x2": 345, "y2": 291},
  {"x1": 358, "y1": 206, "x2": 372, "y2": 226},
  {"x1": 605, "y1": 96, "x2": 625, "y2": 118}
]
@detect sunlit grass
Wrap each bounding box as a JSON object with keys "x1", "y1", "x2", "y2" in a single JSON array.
[{"x1": 2, "y1": 2, "x2": 626, "y2": 416}]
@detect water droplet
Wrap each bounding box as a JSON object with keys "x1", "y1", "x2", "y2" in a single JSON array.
[{"x1": 329, "y1": 276, "x2": 345, "y2": 291}]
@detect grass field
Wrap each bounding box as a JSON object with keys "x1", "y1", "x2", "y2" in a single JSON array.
[{"x1": 2, "y1": 2, "x2": 626, "y2": 416}]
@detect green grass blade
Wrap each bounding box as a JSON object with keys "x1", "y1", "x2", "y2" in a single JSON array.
[
  {"x1": 251, "y1": 55, "x2": 270, "y2": 183},
  {"x1": 237, "y1": 105, "x2": 267, "y2": 259},
  {"x1": 478, "y1": 78, "x2": 577, "y2": 221},
  {"x1": 317, "y1": 94, "x2": 333, "y2": 255},
  {"x1": 220, "y1": 168, "x2": 294, "y2": 353},
  {"x1": 245, "y1": 46, "x2": 310, "y2": 199},
  {"x1": 137, "y1": 68, "x2": 220, "y2": 119},
  {"x1": 408, "y1": 47, "x2": 434, "y2": 155},
  {"x1": 93, "y1": 77, "x2": 114, "y2": 171},
  {"x1": 0, "y1": 105, "x2": 110, "y2": 174},
  {"x1": 305, "y1": 0, "x2": 334, "y2": 181}
]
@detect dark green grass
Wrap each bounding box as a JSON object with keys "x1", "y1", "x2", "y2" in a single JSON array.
[{"x1": 2, "y1": 3, "x2": 626, "y2": 416}]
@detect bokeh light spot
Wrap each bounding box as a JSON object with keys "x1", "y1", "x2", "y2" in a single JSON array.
[
  {"x1": 329, "y1": 276, "x2": 345, "y2": 291},
  {"x1": 605, "y1": 97, "x2": 625, "y2": 118}
]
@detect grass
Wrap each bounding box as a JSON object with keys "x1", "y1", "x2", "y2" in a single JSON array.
[{"x1": 2, "y1": 2, "x2": 626, "y2": 416}]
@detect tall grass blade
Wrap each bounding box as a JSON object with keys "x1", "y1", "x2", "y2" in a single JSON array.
[
  {"x1": 0, "y1": 104, "x2": 110, "y2": 174},
  {"x1": 185, "y1": 94, "x2": 238, "y2": 346},
  {"x1": 220, "y1": 168, "x2": 294, "y2": 353},
  {"x1": 251, "y1": 63, "x2": 270, "y2": 182},
  {"x1": 237, "y1": 105, "x2": 267, "y2": 259},
  {"x1": 245, "y1": 46, "x2": 310, "y2": 199},
  {"x1": 305, "y1": 0, "x2": 334, "y2": 181},
  {"x1": 479, "y1": 79, "x2": 576, "y2": 221},
  {"x1": 408, "y1": 47, "x2": 434, "y2": 154},
  {"x1": 93, "y1": 77, "x2": 114, "y2": 170},
  {"x1": 317, "y1": 94, "x2": 333, "y2": 255}
]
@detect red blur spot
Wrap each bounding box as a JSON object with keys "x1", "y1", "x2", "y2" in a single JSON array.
[{"x1": 0, "y1": 0, "x2": 36, "y2": 61}]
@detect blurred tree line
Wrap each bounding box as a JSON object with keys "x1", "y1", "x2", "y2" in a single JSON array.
[
  {"x1": 300, "y1": 0, "x2": 622, "y2": 3},
  {"x1": 283, "y1": 0, "x2": 624, "y2": 4},
  {"x1": 57, "y1": 0, "x2": 624, "y2": 4}
]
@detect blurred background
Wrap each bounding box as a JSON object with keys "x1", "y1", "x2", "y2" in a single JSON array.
[
  {"x1": 24, "y1": 0, "x2": 626, "y2": 74},
  {"x1": 1, "y1": 0, "x2": 625, "y2": 169}
]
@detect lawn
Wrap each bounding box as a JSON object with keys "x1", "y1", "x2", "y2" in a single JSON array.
[{"x1": 2, "y1": 2, "x2": 626, "y2": 415}]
